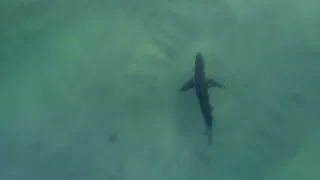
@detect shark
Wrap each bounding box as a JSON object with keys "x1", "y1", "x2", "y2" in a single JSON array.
[{"x1": 179, "y1": 52, "x2": 225, "y2": 146}]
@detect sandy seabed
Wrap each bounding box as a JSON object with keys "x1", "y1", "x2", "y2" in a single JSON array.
[{"x1": 1, "y1": 0, "x2": 320, "y2": 180}]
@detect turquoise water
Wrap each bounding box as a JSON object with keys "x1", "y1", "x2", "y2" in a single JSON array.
[{"x1": 1, "y1": 0, "x2": 319, "y2": 179}]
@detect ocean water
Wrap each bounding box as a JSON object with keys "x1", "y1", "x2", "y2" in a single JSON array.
[{"x1": 1, "y1": 0, "x2": 319, "y2": 180}]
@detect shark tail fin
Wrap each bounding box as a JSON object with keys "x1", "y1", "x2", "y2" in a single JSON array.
[{"x1": 202, "y1": 128, "x2": 213, "y2": 146}]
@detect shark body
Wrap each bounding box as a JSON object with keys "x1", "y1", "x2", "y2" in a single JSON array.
[{"x1": 179, "y1": 52, "x2": 225, "y2": 145}]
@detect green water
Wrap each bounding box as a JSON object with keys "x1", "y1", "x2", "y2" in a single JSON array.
[{"x1": 1, "y1": 0, "x2": 319, "y2": 179}]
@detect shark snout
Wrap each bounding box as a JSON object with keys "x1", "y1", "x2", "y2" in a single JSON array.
[{"x1": 195, "y1": 52, "x2": 204, "y2": 70}]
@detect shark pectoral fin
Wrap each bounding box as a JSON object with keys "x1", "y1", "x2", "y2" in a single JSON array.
[
  {"x1": 206, "y1": 78, "x2": 225, "y2": 89},
  {"x1": 179, "y1": 78, "x2": 194, "y2": 91}
]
